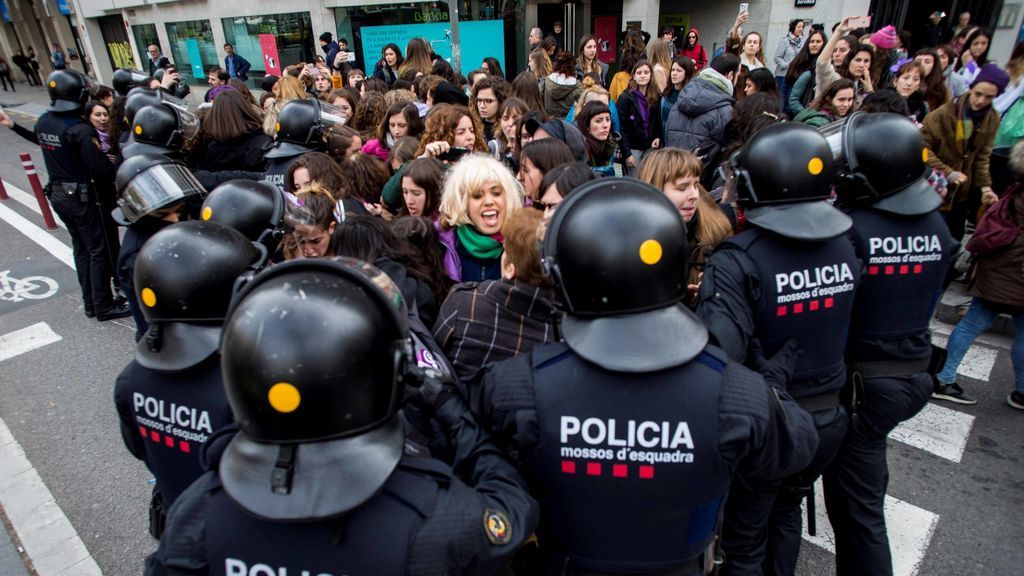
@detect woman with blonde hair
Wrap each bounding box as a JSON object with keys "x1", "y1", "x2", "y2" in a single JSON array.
[
  {"x1": 637, "y1": 148, "x2": 734, "y2": 304},
  {"x1": 648, "y1": 38, "x2": 673, "y2": 92},
  {"x1": 399, "y1": 38, "x2": 433, "y2": 78},
  {"x1": 575, "y1": 34, "x2": 609, "y2": 86},
  {"x1": 529, "y1": 50, "x2": 552, "y2": 88},
  {"x1": 262, "y1": 76, "x2": 308, "y2": 135},
  {"x1": 437, "y1": 154, "x2": 524, "y2": 281},
  {"x1": 416, "y1": 104, "x2": 488, "y2": 159}
]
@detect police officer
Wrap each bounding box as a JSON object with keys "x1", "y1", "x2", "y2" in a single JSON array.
[
  {"x1": 147, "y1": 258, "x2": 538, "y2": 575},
  {"x1": 3, "y1": 70, "x2": 129, "y2": 320},
  {"x1": 822, "y1": 112, "x2": 956, "y2": 576},
  {"x1": 114, "y1": 220, "x2": 260, "y2": 538},
  {"x1": 264, "y1": 98, "x2": 346, "y2": 190},
  {"x1": 112, "y1": 69, "x2": 150, "y2": 98},
  {"x1": 696, "y1": 123, "x2": 860, "y2": 576},
  {"x1": 474, "y1": 178, "x2": 818, "y2": 574},
  {"x1": 200, "y1": 179, "x2": 287, "y2": 255},
  {"x1": 122, "y1": 102, "x2": 200, "y2": 160},
  {"x1": 114, "y1": 153, "x2": 208, "y2": 336}
]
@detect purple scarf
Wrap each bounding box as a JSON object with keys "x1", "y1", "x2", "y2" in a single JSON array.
[{"x1": 630, "y1": 88, "x2": 651, "y2": 138}]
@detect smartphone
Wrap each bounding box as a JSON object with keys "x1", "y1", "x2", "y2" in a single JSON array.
[
  {"x1": 346, "y1": 52, "x2": 356, "y2": 63},
  {"x1": 437, "y1": 147, "x2": 470, "y2": 162},
  {"x1": 739, "y1": 3, "x2": 749, "y2": 14},
  {"x1": 848, "y1": 15, "x2": 872, "y2": 29}
]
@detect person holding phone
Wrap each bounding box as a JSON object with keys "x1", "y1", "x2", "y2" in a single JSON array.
[
  {"x1": 416, "y1": 103, "x2": 487, "y2": 161},
  {"x1": 816, "y1": 17, "x2": 873, "y2": 106}
]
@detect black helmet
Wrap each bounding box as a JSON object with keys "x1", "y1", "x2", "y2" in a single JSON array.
[
  {"x1": 114, "y1": 153, "x2": 206, "y2": 224},
  {"x1": 122, "y1": 102, "x2": 199, "y2": 158},
  {"x1": 112, "y1": 69, "x2": 150, "y2": 97},
  {"x1": 542, "y1": 178, "x2": 708, "y2": 372},
  {"x1": 46, "y1": 70, "x2": 94, "y2": 112},
  {"x1": 219, "y1": 258, "x2": 411, "y2": 521},
  {"x1": 201, "y1": 180, "x2": 287, "y2": 254},
  {"x1": 134, "y1": 221, "x2": 262, "y2": 371},
  {"x1": 265, "y1": 98, "x2": 347, "y2": 159},
  {"x1": 828, "y1": 112, "x2": 941, "y2": 215},
  {"x1": 729, "y1": 122, "x2": 850, "y2": 240},
  {"x1": 123, "y1": 87, "x2": 189, "y2": 126}
]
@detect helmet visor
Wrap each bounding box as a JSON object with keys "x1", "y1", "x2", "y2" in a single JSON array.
[
  {"x1": 318, "y1": 101, "x2": 348, "y2": 128},
  {"x1": 178, "y1": 108, "x2": 200, "y2": 143},
  {"x1": 818, "y1": 118, "x2": 847, "y2": 162},
  {"x1": 118, "y1": 163, "x2": 206, "y2": 223},
  {"x1": 159, "y1": 92, "x2": 190, "y2": 113}
]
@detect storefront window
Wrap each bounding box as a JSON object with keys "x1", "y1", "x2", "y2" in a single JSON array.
[
  {"x1": 332, "y1": 0, "x2": 523, "y2": 80},
  {"x1": 222, "y1": 12, "x2": 315, "y2": 87},
  {"x1": 165, "y1": 19, "x2": 219, "y2": 85},
  {"x1": 132, "y1": 23, "x2": 159, "y2": 72}
]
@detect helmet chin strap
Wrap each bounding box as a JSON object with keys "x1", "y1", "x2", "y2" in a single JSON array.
[{"x1": 145, "y1": 323, "x2": 163, "y2": 353}]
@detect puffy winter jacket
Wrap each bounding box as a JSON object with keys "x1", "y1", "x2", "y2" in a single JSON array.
[
  {"x1": 664, "y1": 77, "x2": 735, "y2": 151},
  {"x1": 541, "y1": 74, "x2": 583, "y2": 119}
]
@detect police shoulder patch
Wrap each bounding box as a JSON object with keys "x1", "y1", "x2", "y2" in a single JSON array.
[{"x1": 482, "y1": 508, "x2": 512, "y2": 545}]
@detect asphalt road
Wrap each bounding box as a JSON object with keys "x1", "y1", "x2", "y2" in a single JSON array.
[{"x1": 0, "y1": 98, "x2": 1020, "y2": 576}]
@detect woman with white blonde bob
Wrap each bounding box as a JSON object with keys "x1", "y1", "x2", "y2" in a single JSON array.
[{"x1": 436, "y1": 154, "x2": 524, "y2": 282}]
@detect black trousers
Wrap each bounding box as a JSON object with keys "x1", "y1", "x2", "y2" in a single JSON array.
[
  {"x1": 822, "y1": 372, "x2": 932, "y2": 576},
  {"x1": 49, "y1": 189, "x2": 115, "y2": 313},
  {"x1": 720, "y1": 406, "x2": 848, "y2": 576},
  {"x1": 17, "y1": 66, "x2": 35, "y2": 85},
  {"x1": 0, "y1": 71, "x2": 13, "y2": 91}
]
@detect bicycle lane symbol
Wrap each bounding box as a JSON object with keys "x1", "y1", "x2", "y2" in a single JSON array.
[{"x1": 0, "y1": 269, "x2": 58, "y2": 302}]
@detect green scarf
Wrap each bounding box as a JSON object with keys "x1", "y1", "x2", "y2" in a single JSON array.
[{"x1": 457, "y1": 225, "x2": 503, "y2": 260}]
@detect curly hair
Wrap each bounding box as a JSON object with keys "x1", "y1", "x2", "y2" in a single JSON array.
[
  {"x1": 351, "y1": 91, "x2": 388, "y2": 138},
  {"x1": 415, "y1": 104, "x2": 487, "y2": 156}
]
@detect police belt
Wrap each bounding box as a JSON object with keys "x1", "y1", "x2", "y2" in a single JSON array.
[
  {"x1": 848, "y1": 358, "x2": 931, "y2": 380},
  {"x1": 794, "y1": 389, "x2": 841, "y2": 412}
]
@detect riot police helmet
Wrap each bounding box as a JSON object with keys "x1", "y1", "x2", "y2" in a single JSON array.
[
  {"x1": 112, "y1": 69, "x2": 150, "y2": 97},
  {"x1": 133, "y1": 221, "x2": 262, "y2": 371},
  {"x1": 727, "y1": 122, "x2": 850, "y2": 240},
  {"x1": 201, "y1": 180, "x2": 286, "y2": 254},
  {"x1": 826, "y1": 112, "x2": 941, "y2": 215},
  {"x1": 265, "y1": 98, "x2": 348, "y2": 159},
  {"x1": 122, "y1": 102, "x2": 199, "y2": 159},
  {"x1": 542, "y1": 177, "x2": 708, "y2": 373},
  {"x1": 114, "y1": 153, "x2": 206, "y2": 225},
  {"x1": 46, "y1": 69, "x2": 95, "y2": 112},
  {"x1": 123, "y1": 87, "x2": 189, "y2": 126},
  {"x1": 218, "y1": 258, "x2": 411, "y2": 521}
]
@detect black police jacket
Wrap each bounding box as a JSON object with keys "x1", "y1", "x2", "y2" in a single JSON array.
[
  {"x1": 145, "y1": 400, "x2": 539, "y2": 576},
  {"x1": 697, "y1": 227, "x2": 862, "y2": 399},
  {"x1": 843, "y1": 206, "x2": 956, "y2": 362},
  {"x1": 34, "y1": 111, "x2": 116, "y2": 186},
  {"x1": 113, "y1": 354, "x2": 234, "y2": 507},
  {"x1": 474, "y1": 341, "x2": 818, "y2": 573}
]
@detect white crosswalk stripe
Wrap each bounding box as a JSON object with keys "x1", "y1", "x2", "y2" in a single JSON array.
[
  {"x1": 0, "y1": 322, "x2": 61, "y2": 362},
  {"x1": 889, "y1": 402, "x2": 975, "y2": 463},
  {"x1": 930, "y1": 333, "x2": 998, "y2": 383}
]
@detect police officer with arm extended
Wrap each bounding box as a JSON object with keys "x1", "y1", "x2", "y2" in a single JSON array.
[
  {"x1": 695, "y1": 122, "x2": 861, "y2": 576},
  {"x1": 821, "y1": 112, "x2": 956, "y2": 576},
  {"x1": 114, "y1": 220, "x2": 262, "y2": 537},
  {"x1": 474, "y1": 178, "x2": 819, "y2": 575},
  {"x1": 147, "y1": 258, "x2": 538, "y2": 576},
  {"x1": 0, "y1": 70, "x2": 129, "y2": 320}
]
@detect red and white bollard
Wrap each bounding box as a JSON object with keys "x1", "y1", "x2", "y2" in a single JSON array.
[{"x1": 20, "y1": 153, "x2": 57, "y2": 230}]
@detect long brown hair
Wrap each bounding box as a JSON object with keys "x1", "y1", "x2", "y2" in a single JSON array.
[
  {"x1": 914, "y1": 48, "x2": 951, "y2": 111},
  {"x1": 415, "y1": 104, "x2": 487, "y2": 156},
  {"x1": 810, "y1": 78, "x2": 855, "y2": 117},
  {"x1": 628, "y1": 61, "x2": 661, "y2": 108},
  {"x1": 399, "y1": 38, "x2": 433, "y2": 77},
  {"x1": 511, "y1": 71, "x2": 545, "y2": 113},
  {"x1": 577, "y1": 34, "x2": 601, "y2": 76},
  {"x1": 202, "y1": 89, "x2": 263, "y2": 142}
]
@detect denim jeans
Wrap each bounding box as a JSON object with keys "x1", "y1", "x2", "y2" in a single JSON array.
[{"x1": 937, "y1": 298, "x2": 1024, "y2": 393}]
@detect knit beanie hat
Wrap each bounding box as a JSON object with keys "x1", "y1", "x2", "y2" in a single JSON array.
[
  {"x1": 971, "y1": 63, "x2": 1010, "y2": 95},
  {"x1": 870, "y1": 26, "x2": 899, "y2": 49}
]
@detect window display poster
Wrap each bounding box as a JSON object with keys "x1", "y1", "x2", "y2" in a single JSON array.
[
  {"x1": 260, "y1": 34, "x2": 281, "y2": 76},
  {"x1": 185, "y1": 38, "x2": 205, "y2": 80},
  {"x1": 360, "y1": 20, "x2": 504, "y2": 74},
  {"x1": 594, "y1": 16, "x2": 617, "y2": 64}
]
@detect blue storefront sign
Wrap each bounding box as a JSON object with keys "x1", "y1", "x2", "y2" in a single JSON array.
[
  {"x1": 55, "y1": 0, "x2": 72, "y2": 16},
  {"x1": 360, "y1": 20, "x2": 505, "y2": 74},
  {"x1": 185, "y1": 38, "x2": 206, "y2": 80}
]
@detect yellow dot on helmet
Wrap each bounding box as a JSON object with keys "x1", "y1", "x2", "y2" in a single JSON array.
[
  {"x1": 134, "y1": 125, "x2": 142, "y2": 135},
  {"x1": 639, "y1": 239, "x2": 663, "y2": 265},
  {"x1": 141, "y1": 287, "x2": 157, "y2": 308},
  {"x1": 201, "y1": 206, "x2": 213, "y2": 221},
  {"x1": 49, "y1": 80, "x2": 56, "y2": 88},
  {"x1": 268, "y1": 382, "x2": 301, "y2": 413},
  {"x1": 275, "y1": 122, "x2": 280, "y2": 133},
  {"x1": 807, "y1": 157, "x2": 824, "y2": 176},
  {"x1": 922, "y1": 148, "x2": 929, "y2": 163}
]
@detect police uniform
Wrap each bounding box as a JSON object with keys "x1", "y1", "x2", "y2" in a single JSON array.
[
  {"x1": 113, "y1": 221, "x2": 259, "y2": 534},
  {"x1": 821, "y1": 113, "x2": 956, "y2": 576},
  {"x1": 263, "y1": 99, "x2": 345, "y2": 191},
  {"x1": 695, "y1": 123, "x2": 860, "y2": 576},
  {"x1": 32, "y1": 71, "x2": 124, "y2": 318},
  {"x1": 475, "y1": 179, "x2": 818, "y2": 575},
  {"x1": 147, "y1": 259, "x2": 538, "y2": 575}
]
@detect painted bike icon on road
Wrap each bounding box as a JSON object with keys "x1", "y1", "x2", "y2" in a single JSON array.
[{"x1": 0, "y1": 269, "x2": 58, "y2": 302}]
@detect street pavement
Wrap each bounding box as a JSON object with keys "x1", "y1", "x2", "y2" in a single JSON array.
[{"x1": 0, "y1": 83, "x2": 1021, "y2": 576}]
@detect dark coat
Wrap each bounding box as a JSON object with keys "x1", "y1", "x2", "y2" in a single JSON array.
[
  {"x1": 616, "y1": 89, "x2": 663, "y2": 152},
  {"x1": 664, "y1": 77, "x2": 734, "y2": 150},
  {"x1": 968, "y1": 189, "x2": 1024, "y2": 310},
  {"x1": 224, "y1": 53, "x2": 251, "y2": 81},
  {"x1": 921, "y1": 96, "x2": 999, "y2": 203},
  {"x1": 194, "y1": 130, "x2": 273, "y2": 173}
]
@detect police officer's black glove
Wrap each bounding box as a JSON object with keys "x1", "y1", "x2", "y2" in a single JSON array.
[
  {"x1": 403, "y1": 366, "x2": 460, "y2": 418},
  {"x1": 749, "y1": 338, "x2": 803, "y2": 391}
]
